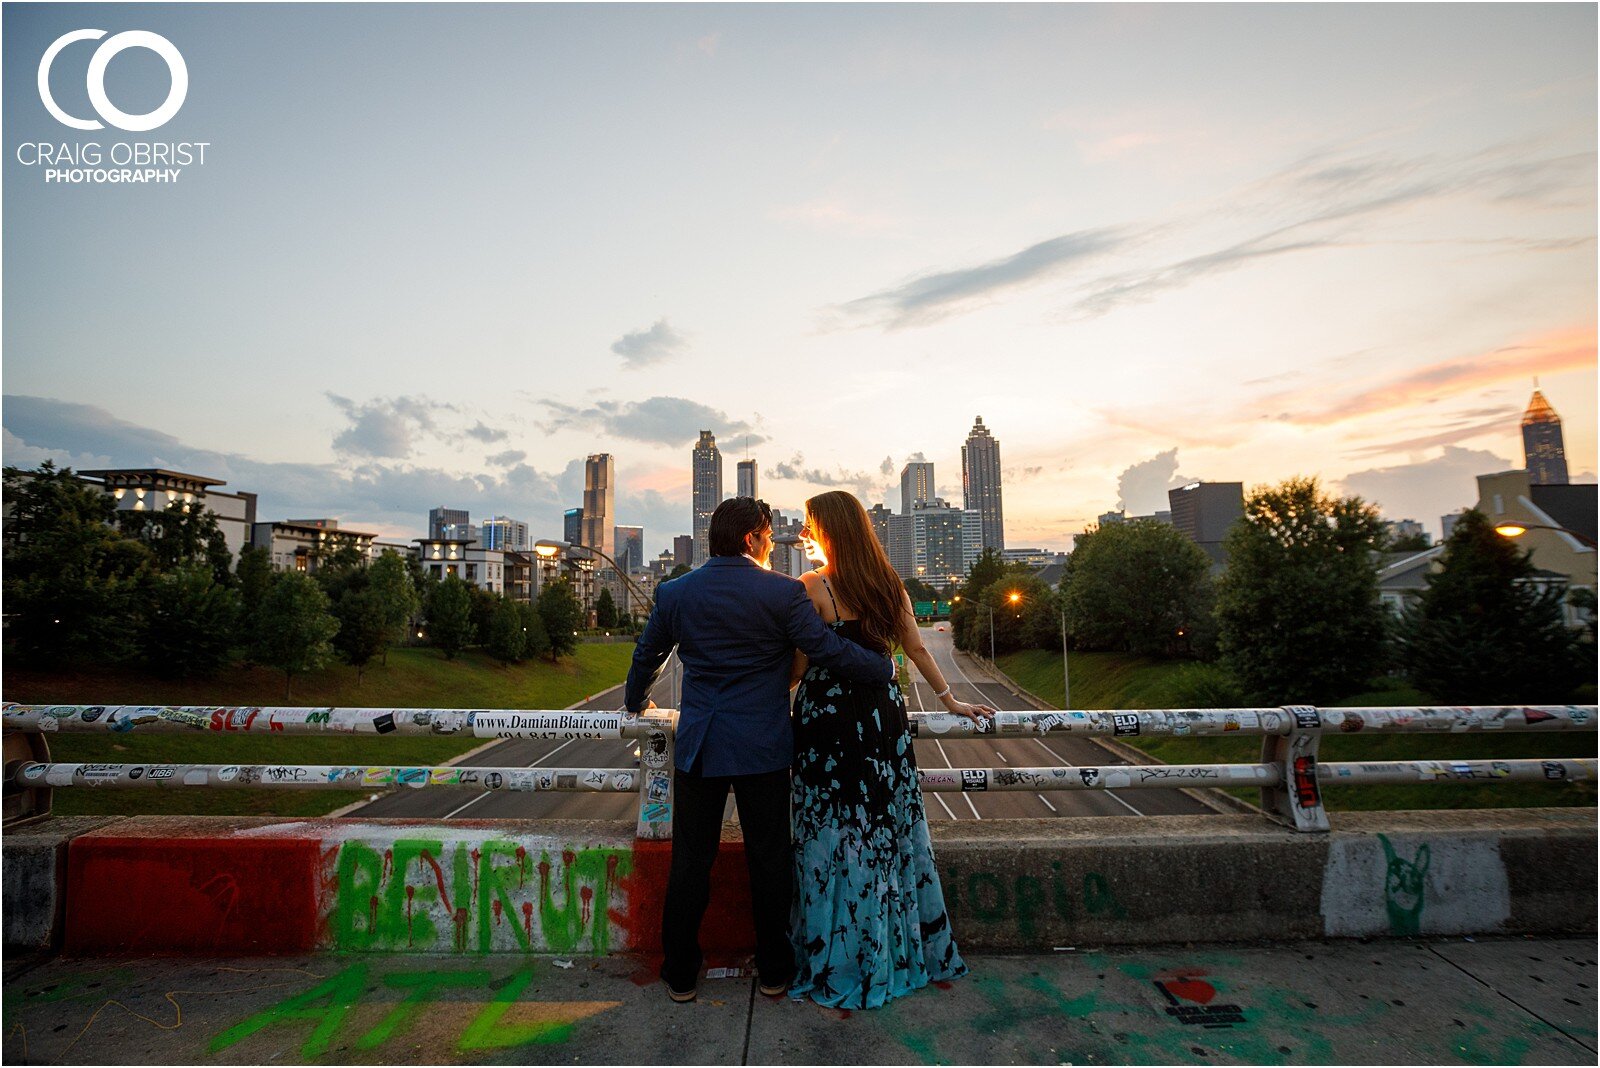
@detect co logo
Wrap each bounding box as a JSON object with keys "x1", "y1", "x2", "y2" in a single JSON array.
[{"x1": 38, "y1": 29, "x2": 187, "y2": 132}]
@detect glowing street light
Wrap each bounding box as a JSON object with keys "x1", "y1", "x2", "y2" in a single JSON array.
[{"x1": 1494, "y1": 522, "x2": 1597, "y2": 549}]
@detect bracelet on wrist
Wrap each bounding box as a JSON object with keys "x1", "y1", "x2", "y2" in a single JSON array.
[{"x1": 933, "y1": 685, "x2": 952, "y2": 699}]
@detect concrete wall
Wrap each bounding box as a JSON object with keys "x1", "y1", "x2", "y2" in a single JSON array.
[
  {"x1": 6, "y1": 809, "x2": 1592, "y2": 956},
  {"x1": 2, "y1": 816, "x2": 123, "y2": 952}
]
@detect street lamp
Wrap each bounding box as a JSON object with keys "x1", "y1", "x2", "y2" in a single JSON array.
[
  {"x1": 1494, "y1": 522, "x2": 1597, "y2": 549},
  {"x1": 1006, "y1": 588, "x2": 1071, "y2": 710},
  {"x1": 533, "y1": 539, "x2": 655, "y2": 612}
]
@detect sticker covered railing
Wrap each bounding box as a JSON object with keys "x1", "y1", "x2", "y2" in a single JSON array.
[{"x1": 3, "y1": 703, "x2": 1594, "y2": 834}]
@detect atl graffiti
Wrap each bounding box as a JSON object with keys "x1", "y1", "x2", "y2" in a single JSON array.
[
  {"x1": 327, "y1": 838, "x2": 632, "y2": 954},
  {"x1": 943, "y1": 863, "x2": 1129, "y2": 940},
  {"x1": 208, "y1": 963, "x2": 619, "y2": 1057}
]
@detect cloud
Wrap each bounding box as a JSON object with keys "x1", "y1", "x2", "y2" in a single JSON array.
[
  {"x1": 611, "y1": 320, "x2": 688, "y2": 370},
  {"x1": 1116, "y1": 448, "x2": 1195, "y2": 515},
  {"x1": 536, "y1": 395, "x2": 764, "y2": 449},
  {"x1": 1005, "y1": 465, "x2": 1045, "y2": 481},
  {"x1": 1338, "y1": 446, "x2": 1514, "y2": 537},
  {"x1": 465, "y1": 421, "x2": 509, "y2": 443},
  {"x1": 3, "y1": 395, "x2": 574, "y2": 544},
  {"x1": 767, "y1": 452, "x2": 888, "y2": 500},
  {"x1": 1342, "y1": 408, "x2": 1520, "y2": 459},
  {"x1": 1276, "y1": 326, "x2": 1595, "y2": 429},
  {"x1": 327, "y1": 393, "x2": 456, "y2": 459},
  {"x1": 879, "y1": 455, "x2": 894, "y2": 476},
  {"x1": 485, "y1": 449, "x2": 527, "y2": 467},
  {"x1": 838, "y1": 227, "x2": 1129, "y2": 328}
]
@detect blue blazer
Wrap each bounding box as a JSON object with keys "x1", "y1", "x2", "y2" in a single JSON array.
[{"x1": 624, "y1": 555, "x2": 894, "y2": 776}]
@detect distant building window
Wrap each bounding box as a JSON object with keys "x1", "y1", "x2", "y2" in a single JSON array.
[
  {"x1": 447, "y1": 565, "x2": 458, "y2": 578},
  {"x1": 431, "y1": 564, "x2": 442, "y2": 578},
  {"x1": 1492, "y1": 494, "x2": 1504, "y2": 514},
  {"x1": 467, "y1": 564, "x2": 478, "y2": 582}
]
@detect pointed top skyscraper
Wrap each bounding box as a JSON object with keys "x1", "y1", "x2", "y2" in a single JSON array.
[
  {"x1": 1522, "y1": 388, "x2": 1568, "y2": 486},
  {"x1": 961, "y1": 416, "x2": 1005, "y2": 552}
]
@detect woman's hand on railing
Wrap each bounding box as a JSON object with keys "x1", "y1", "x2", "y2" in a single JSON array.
[{"x1": 943, "y1": 697, "x2": 995, "y2": 722}]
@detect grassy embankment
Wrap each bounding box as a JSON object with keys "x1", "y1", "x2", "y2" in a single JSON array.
[
  {"x1": 995, "y1": 648, "x2": 1597, "y2": 812},
  {"x1": 8, "y1": 643, "x2": 635, "y2": 818}
]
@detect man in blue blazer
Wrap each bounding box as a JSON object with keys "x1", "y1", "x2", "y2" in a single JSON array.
[{"x1": 625, "y1": 496, "x2": 894, "y2": 1001}]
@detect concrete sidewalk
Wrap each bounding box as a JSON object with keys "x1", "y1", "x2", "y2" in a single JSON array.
[{"x1": 3, "y1": 938, "x2": 1595, "y2": 1065}]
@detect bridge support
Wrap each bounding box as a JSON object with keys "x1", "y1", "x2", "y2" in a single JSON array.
[
  {"x1": 2, "y1": 728, "x2": 51, "y2": 828},
  {"x1": 1259, "y1": 705, "x2": 1328, "y2": 833}
]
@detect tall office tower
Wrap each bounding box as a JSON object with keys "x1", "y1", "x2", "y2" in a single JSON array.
[
  {"x1": 887, "y1": 500, "x2": 975, "y2": 582},
  {"x1": 1522, "y1": 389, "x2": 1569, "y2": 485},
  {"x1": 692, "y1": 430, "x2": 723, "y2": 565},
  {"x1": 614, "y1": 525, "x2": 644, "y2": 572},
  {"x1": 564, "y1": 508, "x2": 584, "y2": 546},
  {"x1": 672, "y1": 534, "x2": 695, "y2": 569},
  {"x1": 866, "y1": 503, "x2": 893, "y2": 551},
  {"x1": 899, "y1": 461, "x2": 934, "y2": 514},
  {"x1": 737, "y1": 459, "x2": 759, "y2": 499},
  {"x1": 481, "y1": 516, "x2": 529, "y2": 551},
  {"x1": 961, "y1": 416, "x2": 1005, "y2": 551},
  {"x1": 581, "y1": 454, "x2": 615, "y2": 558},
  {"x1": 428, "y1": 507, "x2": 468, "y2": 539},
  {"x1": 1167, "y1": 481, "x2": 1245, "y2": 567},
  {"x1": 441, "y1": 522, "x2": 477, "y2": 544}
]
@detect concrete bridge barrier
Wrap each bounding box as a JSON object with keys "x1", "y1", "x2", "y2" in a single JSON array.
[{"x1": 5, "y1": 808, "x2": 1592, "y2": 957}]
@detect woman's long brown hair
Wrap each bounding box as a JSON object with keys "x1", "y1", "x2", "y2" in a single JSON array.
[{"x1": 805, "y1": 490, "x2": 905, "y2": 655}]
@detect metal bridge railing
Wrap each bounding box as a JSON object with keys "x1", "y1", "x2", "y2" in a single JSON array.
[{"x1": 3, "y1": 703, "x2": 1594, "y2": 834}]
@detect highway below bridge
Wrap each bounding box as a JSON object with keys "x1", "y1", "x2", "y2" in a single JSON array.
[{"x1": 348, "y1": 628, "x2": 1219, "y2": 822}]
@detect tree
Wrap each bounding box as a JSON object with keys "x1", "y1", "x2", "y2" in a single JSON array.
[
  {"x1": 666, "y1": 563, "x2": 692, "y2": 582},
  {"x1": 903, "y1": 577, "x2": 939, "y2": 604},
  {"x1": 1063, "y1": 519, "x2": 1214, "y2": 656},
  {"x1": 236, "y1": 545, "x2": 274, "y2": 615},
  {"x1": 1215, "y1": 477, "x2": 1388, "y2": 704},
  {"x1": 468, "y1": 584, "x2": 499, "y2": 644},
  {"x1": 427, "y1": 577, "x2": 475, "y2": 659},
  {"x1": 1395, "y1": 510, "x2": 1588, "y2": 703},
  {"x1": 115, "y1": 499, "x2": 235, "y2": 584},
  {"x1": 519, "y1": 601, "x2": 551, "y2": 661},
  {"x1": 537, "y1": 578, "x2": 583, "y2": 660},
  {"x1": 137, "y1": 563, "x2": 241, "y2": 677},
  {"x1": 251, "y1": 571, "x2": 340, "y2": 699},
  {"x1": 2, "y1": 462, "x2": 152, "y2": 666},
  {"x1": 595, "y1": 587, "x2": 618, "y2": 629},
  {"x1": 333, "y1": 587, "x2": 390, "y2": 684},
  {"x1": 367, "y1": 550, "x2": 421, "y2": 664},
  {"x1": 488, "y1": 596, "x2": 527, "y2": 665},
  {"x1": 1385, "y1": 530, "x2": 1432, "y2": 553},
  {"x1": 963, "y1": 547, "x2": 1008, "y2": 598}
]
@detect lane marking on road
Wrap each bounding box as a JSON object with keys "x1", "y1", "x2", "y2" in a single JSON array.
[
  {"x1": 443, "y1": 737, "x2": 579, "y2": 819},
  {"x1": 996, "y1": 750, "x2": 1009, "y2": 763},
  {"x1": 1036, "y1": 793, "x2": 1058, "y2": 813},
  {"x1": 910, "y1": 670, "x2": 959, "y2": 821},
  {"x1": 933, "y1": 738, "x2": 982, "y2": 820},
  {"x1": 1031, "y1": 736, "x2": 1145, "y2": 816}
]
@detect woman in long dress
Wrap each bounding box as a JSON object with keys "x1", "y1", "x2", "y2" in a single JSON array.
[{"x1": 786, "y1": 490, "x2": 994, "y2": 1009}]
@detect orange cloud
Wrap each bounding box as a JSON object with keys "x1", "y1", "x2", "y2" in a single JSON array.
[{"x1": 1279, "y1": 325, "x2": 1596, "y2": 427}]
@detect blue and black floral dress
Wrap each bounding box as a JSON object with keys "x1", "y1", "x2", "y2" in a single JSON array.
[{"x1": 788, "y1": 580, "x2": 966, "y2": 1009}]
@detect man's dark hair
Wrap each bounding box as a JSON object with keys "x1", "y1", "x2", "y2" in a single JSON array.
[{"x1": 708, "y1": 496, "x2": 772, "y2": 557}]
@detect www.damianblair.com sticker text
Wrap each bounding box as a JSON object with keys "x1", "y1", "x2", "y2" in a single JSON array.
[{"x1": 16, "y1": 141, "x2": 209, "y2": 183}]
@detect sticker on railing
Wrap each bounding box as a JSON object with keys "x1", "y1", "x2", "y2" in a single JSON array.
[{"x1": 473, "y1": 711, "x2": 624, "y2": 738}]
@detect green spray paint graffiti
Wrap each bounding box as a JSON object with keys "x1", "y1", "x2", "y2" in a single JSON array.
[
  {"x1": 1376, "y1": 834, "x2": 1429, "y2": 936},
  {"x1": 328, "y1": 838, "x2": 632, "y2": 954},
  {"x1": 943, "y1": 863, "x2": 1129, "y2": 941},
  {"x1": 207, "y1": 963, "x2": 620, "y2": 1058}
]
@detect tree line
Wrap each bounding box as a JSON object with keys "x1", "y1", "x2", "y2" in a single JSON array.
[
  {"x1": 3, "y1": 463, "x2": 591, "y2": 697},
  {"x1": 950, "y1": 476, "x2": 1594, "y2": 706}
]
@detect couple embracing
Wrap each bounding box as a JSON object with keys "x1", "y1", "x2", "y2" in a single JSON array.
[{"x1": 624, "y1": 493, "x2": 993, "y2": 1010}]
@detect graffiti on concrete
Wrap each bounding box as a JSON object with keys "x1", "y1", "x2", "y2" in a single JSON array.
[
  {"x1": 1377, "y1": 834, "x2": 1429, "y2": 936},
  {"x1": 208, "y1": 962, "x2": 619, "y2": 1058},
  {"x1": 942, "y1": 863, "x2": 1130, "y2": 940},
  {"x1": 327, "y1": 837, "x2": 631, "y2": 954}
]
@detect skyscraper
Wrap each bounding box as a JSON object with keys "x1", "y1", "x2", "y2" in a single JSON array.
[
  {"x1": 582, "y1": 454, "x2": 615, "y2": 559},
  {"x1": 867, "y1": 503, "x2": 893, "y2": 551},
  {"x1": 1522, "y1": 388, "x2": 1569, "y2": 486},
  {"x1": 564, "y1": 507, "x2": 584, "y2": 546},
  {"x1": 614, "y1": 525, "x2": 644, "y2": 572},
  {"x1": 887, "y1": 499, "x2": 980, "y2": 583},
  {"x1": 692, "y1": 430, "x2": 723, "y2": 566},
  {"x1": 1167, "y1": 482, "x2": 1244, "y2": 567},
  {"x1": 961, "y1": 416, "x2": 1004, "y2": 551},
  {"x1": 428, "y1": 506, "x2": 468, "y2": 539},
  {"x1": 899, "y1": 461, "x2": 933, "y2": 514},
  {"x1": 737, "y1": 459, "x2": 759, "y2": 499},
  {"x1": 481, "y1": 515, "x2": 529, "y2": 551},
  {"x1": 672, "y1": 534, "x2": 695, "y2": 569}
]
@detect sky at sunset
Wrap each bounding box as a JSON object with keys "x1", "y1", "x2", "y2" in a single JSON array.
[{"x1": 5, "y1": 3, "x2": 1595, "y2": 556}]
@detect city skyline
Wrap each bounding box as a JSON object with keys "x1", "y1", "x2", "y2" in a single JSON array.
[{"x1": 3, "y1": 4, "x2": 1595, "y2": 558}]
